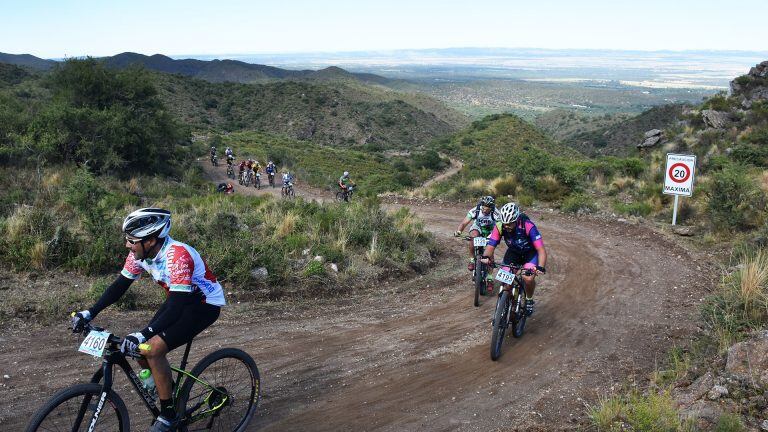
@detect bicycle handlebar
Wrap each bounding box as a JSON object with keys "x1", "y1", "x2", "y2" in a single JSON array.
[
  {"x1": 72, "y1": 322, "x2": 145, "y2": 359},
  {"x1": 482, "y1": 261, "x2": 545, "y2": 276}
]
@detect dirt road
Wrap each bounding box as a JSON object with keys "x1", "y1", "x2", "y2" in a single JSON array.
[{"x1": 0, "y1": 161, "x2": 714, "y2": 430}]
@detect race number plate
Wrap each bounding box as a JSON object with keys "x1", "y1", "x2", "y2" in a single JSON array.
[
  {"x1": 473, "y1": 237, "x2": 487, "y2": 247},
  {"x1": 78, "y1": 330, "x2": 111, "y2": 358},
  {"x1": 495, "y1": 268, "x2": 515, "y2": 285}
]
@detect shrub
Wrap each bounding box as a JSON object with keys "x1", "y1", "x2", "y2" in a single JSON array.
[
  {"x1": 706, "y1": 164, "x2": 765, "y2": 231},
  {"x1": 560, "y1": 194, "x2": 596, "y2": 213},
  {"x1": 492, "y1": 175, "x2": 518, "y2": 196},
  {"x1": 613, "y1": 201, "x2": 653, "y2": 217}
]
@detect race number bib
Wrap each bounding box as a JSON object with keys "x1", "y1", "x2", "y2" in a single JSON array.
[
  {"x1": 78, "y1": 330, "x2": 111, "y2": 358},
  {"x1": 473, "y1": 237, "x2": 487, "y2": 247},
  {"x1": 495, "y1": 268, "x2": 515, "y2": 285}
]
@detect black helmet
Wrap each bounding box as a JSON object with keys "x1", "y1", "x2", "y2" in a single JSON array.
[
  {"x1": 122, "y1": 208, "x2": 171, "y2": 239},
  {"x1": 480, "y1": 196, "x2": 496, "y2": 208}
]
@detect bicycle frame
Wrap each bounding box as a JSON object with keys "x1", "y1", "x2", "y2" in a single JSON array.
[{"x1": 87, "y1": 341, "x2": 228, "y2": 424}]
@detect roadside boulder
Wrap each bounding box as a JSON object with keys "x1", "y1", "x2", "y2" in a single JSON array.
[
  {"x1": 638, "y1": 129, "x2": 664, "y2": 148},
  {"x1": 250, "y1": 267, "x2": 269, "y2": 282},
  {"x1": 725, "y1": 331, "x2": 768, "y2": 388},
  {"x1": 701, "y1": 110, "x2": 730, "y2": 129},
  {"x1": 672, "y1": 225, "x2": 697, "y2": 236},
  {"x1": 674, "y1": 371, "x2": 713, "y2": 407},
  {"x1": 679, "y1": 400, "x2": 724, "y2": 430}
]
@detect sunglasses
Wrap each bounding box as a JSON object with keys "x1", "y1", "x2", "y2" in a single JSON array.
[{"x1": 125, "y1": 236, "x2": 143, "y2": 245}]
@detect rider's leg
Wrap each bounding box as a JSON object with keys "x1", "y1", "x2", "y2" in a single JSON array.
[{"x1": 143, "y1": 336, "x2": 172, "y2": 400}]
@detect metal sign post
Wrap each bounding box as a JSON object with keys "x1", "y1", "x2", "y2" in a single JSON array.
[{"x1": 663, "y1": 154, "x2": 696, "y2": 226}]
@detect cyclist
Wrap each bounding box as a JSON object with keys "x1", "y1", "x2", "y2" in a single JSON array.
[
  {"x1": 226, "y1": 153, "x2": 235, "y2": 167},
  {"x1": 209, "y1": 146, "x2": 217, "y2": 162},
  {"x1": 217, "y1": 182, "x2": 234, "y2": 194},
  {"x1": 265, "y1": 160, "x2": 276, "y2": 185},
  {"x1": 282, "y1": 170, "x2": 294, "y2": 194},
  {"x1": 454, "y1": 195, "x2": 499, "y2": 272},
  {"x1": 480, "y1": 202, "x2": 547, "y2": 316},
  {"x1": 224, "y1": 147, "x2": 233, "y2": 158},
  {"x1": 338, "y1": 171, "x2": 355, "y2": 201},
  {"x1": 71, "y1": 208, "x2": 225, "y2": 432}
]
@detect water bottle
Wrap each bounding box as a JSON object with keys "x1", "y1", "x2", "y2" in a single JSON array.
[{"x1": 138, "y1": 368, "x2": 156, "y2": 395}]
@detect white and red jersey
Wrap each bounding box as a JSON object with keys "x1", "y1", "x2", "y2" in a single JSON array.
[{"x1": 121, "y1": 236, "x2": 226, "y2": 306}]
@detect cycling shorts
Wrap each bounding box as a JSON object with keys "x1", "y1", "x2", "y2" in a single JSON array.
[
  {"x1": 150, "y1": 301, "x2": 220, "y2": 351},
  {"x1": 502, "y1": 249, "x2": 538, "y2": 271},
  {"x1": 469, "y1": 222, "x2": 493, "y2": 237}
]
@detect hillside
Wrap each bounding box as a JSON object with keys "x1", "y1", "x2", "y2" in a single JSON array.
[
  {"x1": 0, "y1": 52, "x2": 56, "y2": 70},
  {"x1": 533, "y1": 109, "x2": 632, "y2": 142},
  {"x1": 156, "y1": 72, "x2": 458, "y2": 149},
  {"x1": 547, "y1": 104, "x2": 686, "y2": 157}
]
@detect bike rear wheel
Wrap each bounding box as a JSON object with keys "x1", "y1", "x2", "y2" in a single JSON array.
[
  {"x1": 490, "y1": 290, "x2": 511, "y2": 361},
  {"x1": 178, "y1": 348, "x2": 260, "y2": 432},
  {"x1": 25, "y1": 383, "x2": 130, "y2": 432},
  {"x1": 335, "y1": 191, "x2": 345, "y2": 202}
]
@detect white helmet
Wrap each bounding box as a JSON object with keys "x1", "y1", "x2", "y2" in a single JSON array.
[
  {"x1": 343, "y1": 171, "x2": 349, "y2": 177},
  {"x1": 122, "y1": 208, "x2": 171, "y2": 239},
  {"x1": 498, "y1": 202, "x2": 520, "y2": 224}
]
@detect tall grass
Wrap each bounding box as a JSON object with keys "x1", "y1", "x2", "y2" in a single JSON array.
[
  {"x1": 702, "y1": 250, "x2": 768, "y2": 351},
  {"x1": 587, "y1": 391, "x2": 691, "y2": 432}
]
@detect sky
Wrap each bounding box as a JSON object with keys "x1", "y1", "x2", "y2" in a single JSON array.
[{"x1": 2, "y1": 0, "x2": 767, "y2": 58}]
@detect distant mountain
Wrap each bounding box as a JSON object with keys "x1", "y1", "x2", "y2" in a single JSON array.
[
  {"x1": 101, "y1": 52, "x2": 397, "y2": 86},
  {"x1": 0, "y1": 53, "x2": 56, "y2": 70}
]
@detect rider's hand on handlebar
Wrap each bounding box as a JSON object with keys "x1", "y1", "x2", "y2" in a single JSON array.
[
  {"x1": 71, "y1": 310, "x2": 91, "y2": 333},
  {"x1": 480, "y1": 256, "x2": 493, "y2": 266},
  {"x1": 120, "y1": 332, "x2": 146, "y2": 354},
  {"x1": 453, "y1": 230, "x2": 462, "y2": 237}
]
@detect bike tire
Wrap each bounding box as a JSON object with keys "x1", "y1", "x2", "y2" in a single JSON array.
[
  {"x1": 25, "y1": 383, "x2": 130, "y2": 432},
  {"x1": 473, "y1": 258, "x2": 482, "y2": 307},
  {"x1": 335, "y1": 191, "x2": 345, "y2": 202},
  {"x1": 177, "y1": 348, "x2": 260, "y2": 432},
  {"x1": 490, "y1": 290, "x2": 510, "y2": 361},
  {"x1": 512, "y1": 285, "x2": 528, "y2": 338}
]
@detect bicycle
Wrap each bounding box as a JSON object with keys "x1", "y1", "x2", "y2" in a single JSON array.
[
  {"x1": 281, "y1": 182, "x2": 295, "y2": 199},
  {"x1": 241, "y1": 170, "x2": 252, "y2": 187},
  {"x1": 254, "y1": 172, "x2": 261, "y2": 190},
  {"x1": 226, "y1": 164, "x2": 235, "y2": 180},
  {"x1": 335, "y1": 185, "x2": 356, "y2": 202},
  {"x1": 267, "y1": 172, "x2": 275, "y2": 188},
  {"x1": 487, "y1": 263, "x2": 545, "y2": 361},
  {"x1": 26, "y1": 322, "x2": 260, "y2": 432},
  {"x1": 457, "y1": 234, "x2": 490, "y2": 307},
  {"x1": 211, "y1": 155, "x2": 218, "y2": 167}
]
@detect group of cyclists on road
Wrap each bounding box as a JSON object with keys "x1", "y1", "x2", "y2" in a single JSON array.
[
  {"x1": 59, "y1": 144, "x2": 545, "y2": 432},
  {"x1": 211, "y1": 145, "x2": 356, "y2": 201}
]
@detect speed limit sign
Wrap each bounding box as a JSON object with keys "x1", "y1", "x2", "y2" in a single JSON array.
[{"x1": 663, "y1": 154, "x2": 695, "y2": 197}]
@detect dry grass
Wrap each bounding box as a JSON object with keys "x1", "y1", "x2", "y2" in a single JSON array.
[
  {"x1": 365, "y1": 232, "x2": 382, "y2": 264},
  {"x1": 610, "y1": 176, "x2": 635, "y2": 193},
  {"x1": 274, "y1": 212, "x2": 298, "y2": 239},
  {"x1": 127, "y1": 177, "x2": 142, "y2": 195},
  {"x1": 491, "y1": 175, "x2": 518, "y2": 197},
  {"x1": 5, "y1": 205, "x2": 32, "y2": 242},
  {"x1": 737, "y1": 250, "x2": 768, "y2": 322},
  {"x1": 759, "y1": 170, "x2": 768, "y2": 193},
  {"x1": 30, "y1": 241, "x2": 48, "y2": 269}
]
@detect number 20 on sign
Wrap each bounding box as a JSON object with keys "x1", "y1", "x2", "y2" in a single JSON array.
[{"x1": 663, "y1": 153, "x2": 696, "y2": 225}]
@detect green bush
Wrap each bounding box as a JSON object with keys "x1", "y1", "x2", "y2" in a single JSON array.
[
  {"x1": 706, "y1": 164, "x2": 765, "y2": 231},
  {"x1": 613, "y1": 201, "x2": 653, "y2": 217},
  {"x1": 560, "y1": 194, "x2": 596, "y2": 213}
]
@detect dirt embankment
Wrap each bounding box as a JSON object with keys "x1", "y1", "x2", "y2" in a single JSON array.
[{"x1": 0, "y1": 161, "x2": 714, "y2": 430}]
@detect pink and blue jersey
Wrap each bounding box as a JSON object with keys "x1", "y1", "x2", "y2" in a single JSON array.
[
  {"x1": 487, "y1": 216, "x2": 544, "y2": 254},
  {"x1": 121, "y1": 236, "x2": 226, "y2": 306}
]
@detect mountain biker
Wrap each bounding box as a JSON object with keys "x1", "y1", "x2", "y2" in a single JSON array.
[
  {"x1": 480, "y1": 202, "x2": 547, "y2": 316},
  {"x1": 225, "y1": 147, "x2": 233, "y2": 158},
  {"x1": 226, "y1": 153, "x2": 235, "y2": 167},
  {"x1": 454, "y1": 196, "x2": 500, "y2": 273},
  {"x1": 282, "y1": 171, "x2": 294, "y2": 193},
  {"x1": 71, "y1": 208, "x2": 225, "y2": 432},
  {"x1": 338, "y1": 171, "x2": 355, "y2": 201},
  {"x1": 217, "y1": 182, "x2": 234, "y2": 194},
  {"x1": 210, "y1": 146, "x2": 216, "y2": 160},
  {"x1": 265, "y1": 161, "x2": 276, "y2": 183}
]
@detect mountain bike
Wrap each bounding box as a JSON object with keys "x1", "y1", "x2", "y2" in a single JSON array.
[
  {"x1": 254, "y1": 172, "x2": 261, "y2": 190},
  {"x1": 457, "y1": 234, "x2": 490, "y2": 307},
  {"x1": 211, "y1": 154, "x2": 218, "y2": 167},
  {"x1": 335, "y1": 185, "x2": 356, "y2": 202},
  {"x1": 227, "y1": 164, "x2": 235, "y2": 180},
  {"x1": 487, "y1": 263, "x2": 545, "y2": 361},
  {"x1": 267, "y1": 172, "x2": 275, "y2": 188},
  {"x1": 281, "y1": 182, "x2": 295, "y2": 199},
  {"x1": 26, "y1": 322, "x2": 260, "y2": 432},
  {"x1": 241, "y1": 170, "x2": 252, "y2": 187}
]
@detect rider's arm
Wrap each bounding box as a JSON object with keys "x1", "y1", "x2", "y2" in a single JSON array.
[
  {"x1": 526, "y1": 221, "x2": 547, "y2": 270},
  {"x1": 482, "y1": 223, "x2": 503, "y2": 261},
  {"x1": 88, "y1": 275, "x2": 134, "y2": 318},
  {"x1": 457, "y1": 216, "x2": 472, "y2": 233}
]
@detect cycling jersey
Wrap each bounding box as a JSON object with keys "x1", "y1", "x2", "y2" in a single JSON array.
[
  {"x1": 487, "y1": 214, "x2": 543, "y2": 255},
  {"x1": 339, "y1": 176, "x2": 353, "y2": 188},
  {"x1": 467, "y1": 207, "x2": 500, "y2": 236},
  {"x1": 121, "y1": 236, "x2": 226, "y2": 306},
  {"x1": 282, "y1": 173, "x2": 293, "y2": 185},
  {"x1": 266, "y1": 164, "x2": 275, "y2": 174}
]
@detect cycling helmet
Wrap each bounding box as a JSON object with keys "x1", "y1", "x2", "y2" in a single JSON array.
[
  {"x1": 498, "y1": 202, "x2": 520, "y2": 224},
  {"x1": 122, "y1": 208, "x2": 171, "y2": 240},
  {"x1": 480, "y1": 195, "x2": 496, "y2": 208},
  {"x1": 343, "y1": 171, "x2": 349, "y2": 177}
]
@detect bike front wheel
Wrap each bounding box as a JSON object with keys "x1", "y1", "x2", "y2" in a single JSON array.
[
  {"x1": 335, "y1": 191, "x2": 345, "y2": 202},
  {"x1": 473, "y1": 258, "x2": 483, "y2": 307},
  {"x1": 490, "y1": 290, "x2": 511, "y2": 361},
  {"x1": 178, "y1": 348, "x2": 260, "y2": 432},
  {"x1": 512, "y1": 285, "x2": 528, "y2": 338},
  {"x1": 26, "y1": 383, "x2": 130, "y2": 432}
]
